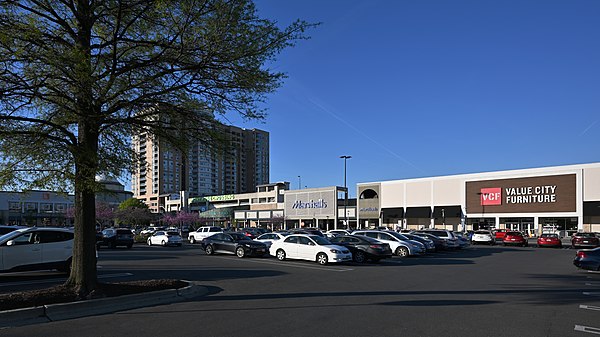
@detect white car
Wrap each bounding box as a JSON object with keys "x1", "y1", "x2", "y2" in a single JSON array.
[
  {"x1": 188, "y1": 226, "x2": 223, "y2": 244},
  {"x1": 254, "y1": 232, "x2": 288, "y2": 250},
  {"x1": 353, "y1": 230, "x2": 425, "y2": 257},
  {"x1": 0, "y1": 227, "x2": 74, "y2": 273},
  {"x1": 471, "y1": 230, "x2": 495, "y2": 245},
  {"x1": 140, "y1": 226, "x2": 164, "y2": 236},
  {"x1": 147, "y1": 231, "x2": 183, "y2": 246},
  {"x1": 269, "y1": 234, "x2": 352, "y2": 265}
]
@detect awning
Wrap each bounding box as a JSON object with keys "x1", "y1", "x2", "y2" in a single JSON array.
[
  {"x1": 584, "y1": 201, "x2": 600, "y2": 216},
  {"x1": 432, "y1": 206, "x2": 462, "y2": 218},
  {"x1": 382, "y1": 207, "x2": 404, "y2": 221},
  {"x1": 405, "y1": 207, "x2": 431, "y2": 218}
]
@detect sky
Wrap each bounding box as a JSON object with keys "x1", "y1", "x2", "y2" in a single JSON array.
[{"x1": 227, "y1": 0, "x2": 600, "y2": 197}]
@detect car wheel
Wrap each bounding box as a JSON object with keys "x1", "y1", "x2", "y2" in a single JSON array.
[
  {"x1": 353, "y1": 251, "x2": 367, "y2": 263},
  {"x1": 236, "y1": 247, "x2": 246, "y2": 258},
  {"x1": 205, "y1": 245, "x2": 214, "y2": 255},
  {"x1": 147, "y1": 239, "x2": 152, "y2": 246},
  {"x1": 190, "y1": 236, "x2": 196, "y2": 244},
  {"x1": 396, "y1": 246, "x2": 409, "y2": 257},
  {"x1": 316, "y1": 252, "x2": 328, "y2": 265},
  {"x1": 276, "y1": 249, "x2": 286, "y2": 261},
  {"x1": 161, "y1": 240, "x2": 166, "y2": 246}
]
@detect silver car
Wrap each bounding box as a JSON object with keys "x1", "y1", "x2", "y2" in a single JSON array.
[{"x1": 471, "y1": 230, "x2": 495, "y2": 245}]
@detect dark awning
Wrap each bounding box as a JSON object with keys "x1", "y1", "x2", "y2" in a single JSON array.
[
  {"x1": 405, "y1": 207, "x2": 431, "y2": 218},
  {"x1": 432, "y1": 206, "x2": 462, "y2": 218},
  {"x1": 382, "y1": 207, "x2": 404, "y2": 221},
  {"x1": 584, "y1": 201, "x2": 600, "y2": 216}
]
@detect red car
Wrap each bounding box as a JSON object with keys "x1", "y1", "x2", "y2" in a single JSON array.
[
  {"x1": 503, "y1": 231, "x2": 528, "y2": 247},
  {"x1": 537, "y1": 233, "x2": 562, "y2": 248},
  {"x1": 571, "y1": 233, "x2": 599, "y2": 249},
  {"x1": 494, "y1": 229, "x2": 508, "y2": 240}
]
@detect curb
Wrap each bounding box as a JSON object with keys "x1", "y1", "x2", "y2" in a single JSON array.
[{"x1": 0, "y1": 281, "x2": 208, "y2": 328}]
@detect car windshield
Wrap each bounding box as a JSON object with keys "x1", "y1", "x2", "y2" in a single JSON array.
[
  {"x1": 311, "y1": 236, "x2": 332, "y2": 245},
  {"x1": 166, "y1": 231, "x2": 179, "y2": 236},
  {"x1": 577, "y1": 233, "x2": 596, "y2": 238},
  {"x1": 506, "y1": 232, "x2": 521, "y2": 236},
  {"x1": 231, "y1": 233, "x2": 251, "y2": 241}
]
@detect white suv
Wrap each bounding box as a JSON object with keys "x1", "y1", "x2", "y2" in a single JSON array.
[
  {"x1": 0, "y1": 227, "x2": 74, "y2": 273},
  {"x1": 188, "y1": 226, "x2": 223, "y2": 244}
]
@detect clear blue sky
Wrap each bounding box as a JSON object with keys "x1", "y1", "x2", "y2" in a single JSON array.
[{"x1": 231, "y1": 0, "x2": 600, "y2": 197}]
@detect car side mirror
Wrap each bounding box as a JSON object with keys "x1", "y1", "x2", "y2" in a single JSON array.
[{"x1": 6, "y1": 240, "x2": 15, "y2": 246}]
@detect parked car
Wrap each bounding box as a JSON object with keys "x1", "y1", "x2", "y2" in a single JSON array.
[
  {"x1": 453, "y1": 232, "x2": 471, "y2": 248},
  {"x1": 254, "y1": 232, "x2": 289, "y2": 249},
  {"x1": 401, "y1": 233, "x2": 436, "y2": 252},
  {"x1": 329, "y1": 235, "x2": 392, "y2": 263},
  {"x1": 288, "y1": 228, "x2": 326, "y2": 237},
  {"x1": 417, "y1": 229, "x2": 460, "y2": 249},
  {"x1": 96, "y1": 228, "x2": 134, "y2": 249},
  {"x1": 571, "y1": 232, "x2": 599, "y2": 249},
  {"x1": 503, "y1": 231, "x2": 528, "y2": 247},
  {"x1": 325, "y1": 229, "x2": 352, "y2": 238},
  {"x1": 537, "y1": 233, "x2": 563, "y2": 248},
  {"x1": 147, "y1": 231, "x2": 183, "y2": 247},
  {"x1": 409, "y1": 232, "x2": 448, "y2": 251},
  {"x1": 188, "y1": 226, "x2": 223, "y2": 244},
  {"x1": 202, "y1": 232, "x2": 268, "y2": 258},
  {"x1": 0, "y1": 227, "x2": 74, "y2": 273},
  {"x1": 494, "y1": 229, "x2": 508, "y2": 240},
  {"x1": 353, "y1": 230, "x2": 425, "y2": 257},
  {"x1": 140, "y1": 226, "x2": 165, "y2": 236},
  {"x1": 240, "y1": 227, "x2": 263, "y2": 239},
  {"x1": 269, "y1": 234, "x2": 351, "y2": 265},
  {"x1": 573, "y1": 247, "x2": 600, "y2": 271},
  {"x1": 471, "y1": 230, "x2": 495, "y2": 245}
]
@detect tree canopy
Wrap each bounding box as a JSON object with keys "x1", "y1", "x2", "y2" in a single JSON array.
[{"x1": 0, "y1": 0, "x2": 315, "y2": 295}]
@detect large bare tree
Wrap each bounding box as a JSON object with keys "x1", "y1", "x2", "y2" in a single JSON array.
[{"x1": 0, "y1": 0, "x2": 314, "y2": 296}]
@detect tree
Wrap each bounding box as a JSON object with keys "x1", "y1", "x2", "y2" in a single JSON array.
[
  {"x1": 115, "y1": 197, "x2": 152, "y2": 227},
  {"x1": 118, "y1": 198, "x2": 149, "y2": 211},
  {"x1": 0, "y1": 0, "x2": 315, "y2": 296}
]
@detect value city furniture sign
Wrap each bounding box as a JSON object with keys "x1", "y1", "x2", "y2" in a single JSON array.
[{"x1": 466, "y1": 174, "x2": 576, "y2": 214}]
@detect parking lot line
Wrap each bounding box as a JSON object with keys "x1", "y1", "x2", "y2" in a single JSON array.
[
  {"x1": 583, "y1": 292, "x2": 600, "y2": 296},
  {"x1": 580, "y1": 305, "x2": 600, "y2": 311},
  {"x1": 585, "y1": 283, "x2": 600, "y2": 286},
  {"x1": 574, "y1": 325, "x2": 600, "y2": 335}
]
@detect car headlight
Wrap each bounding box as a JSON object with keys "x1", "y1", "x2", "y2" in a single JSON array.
[{"x1": 330, "y1": 249, "x2": 341, "y2": 253}]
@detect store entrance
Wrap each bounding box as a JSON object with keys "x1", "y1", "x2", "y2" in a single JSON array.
[{"x1": 501, "y1": 218, "x2": 534, "y2": 237}]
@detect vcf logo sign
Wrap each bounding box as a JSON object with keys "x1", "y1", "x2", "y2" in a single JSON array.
[{"x1": 480, "y1": 188, "x2": 501, "y2": 206}]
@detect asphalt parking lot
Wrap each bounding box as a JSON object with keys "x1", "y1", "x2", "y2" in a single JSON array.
[{"x1": 2, "y1": 241, "x2": 600, "y2": 337}]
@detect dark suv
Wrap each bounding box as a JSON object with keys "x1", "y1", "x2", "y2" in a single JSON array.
[{"x1": 97, "y1": 228, "x2": 134, "y2": 249}]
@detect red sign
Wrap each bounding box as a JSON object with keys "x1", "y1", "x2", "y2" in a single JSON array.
[{"x1": 480, "y1": 188, "x2": 501, "y2": 206}]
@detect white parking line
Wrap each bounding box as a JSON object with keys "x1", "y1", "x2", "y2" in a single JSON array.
[
  {"x1": 588, "y1": 271, "x2": 600, "y2": 274},
  {"x1": 580, "y1": 305, "x2": 600, "y2": 311},
  {"x1": 574, "y1": 325, "x2": 600, "y2": 335},
  {"x1": 583, "y1": 292, "x2": 600, "y2": 296},
  {"x1": 585, "y1": 283, "x2": 600, "y2": 286}
]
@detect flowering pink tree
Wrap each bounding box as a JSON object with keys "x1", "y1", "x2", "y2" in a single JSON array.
[
  {"x1": 162, "y1": 211, "x2": 199, "y2": 227},
  {"x1": 66, "y1": 202, "x2": 115, "y2": 228}
]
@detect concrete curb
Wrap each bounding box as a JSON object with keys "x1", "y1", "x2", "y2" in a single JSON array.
[{"x1": 0, "y1": 281, "x2": 208, "y2": 328}]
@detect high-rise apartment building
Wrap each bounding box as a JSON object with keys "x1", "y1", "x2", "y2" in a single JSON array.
[{"x1": 131, "y1": 126, "x2": 269, "y2": 213}]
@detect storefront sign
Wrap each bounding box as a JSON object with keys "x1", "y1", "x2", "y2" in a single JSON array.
[
  {"x1": 466, "y1": 174, "x2": 576, "y2": 214},
  {"x1": 191, "y1": 194, "x2": 235, "y2": 203},
  {"x1": 292, "y1": 199, "x2": 328, "y2": 209},
  {"x1": 285, "y1": 190, "x2": 335, "y2": 218}
]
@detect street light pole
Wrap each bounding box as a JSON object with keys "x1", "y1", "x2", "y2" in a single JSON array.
[
  {"x1": 340, "y1": 155, "x2": 351, "y2": 229},
  {"x1": 297, "y1": 175, "x2": 301, "y2": 190}
]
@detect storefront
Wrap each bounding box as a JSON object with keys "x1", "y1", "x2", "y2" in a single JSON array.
[
  {"x1": 358, "y1": 162, "x2": 600, "y2": 234},
  {"x1": 283, "y1": 186, "x2": 355, "y2": 231}
]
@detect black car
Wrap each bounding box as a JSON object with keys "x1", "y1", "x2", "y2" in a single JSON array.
[
  {"x1": 329, "y1": 235, "x2": 392, "y2": 263},
  {"x1": 202, "y1": 232, "x2": 268, "y2": 258},
  {"x1": 97, "y1": 228, "x2": 134, "y2": 249},
  {"x1": 574, "y1": 247, "x2": 600, "y2": 271},
  {"x1": 409, "y1": 232, "x2": 447, "y2": 251}
]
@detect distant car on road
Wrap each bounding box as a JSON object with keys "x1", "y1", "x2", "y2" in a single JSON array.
[
  {"x1": 97, "y1": 228, "x2": 134, "y2": 249},
  {"x1": 147, "y1": 231, "x2": 183, "y2": 247},
  {"x1": 573, "y1": 247, "x2": 600, "y2": 271},
  {"x1": 269, "y1": 234, "x2": 351, "y2": 265},
  {"x1": 471, "y1": 230, "x2": 495, "y2": 245},
  {"x1": 329, "y1": 235, "x2": 392, "y2": 263}
]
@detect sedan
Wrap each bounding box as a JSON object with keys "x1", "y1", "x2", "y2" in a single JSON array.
[
  {"x1": 254, "y1": 232, "x2": 289, "y2": 249},
  {"x1": 202, "y1": 232, "x2": 268, "y2": 258},
  {"x1": 503, "y1": 231, "x2": 528, "y2": 247},
  {"x1": 329, "y1": 235, "x2": 392, "y2": 263},
  {"x1": 571, "y1": 232, "x2": 599, "y2": 249},
  {"x1": 573, "y1": 247, "x2": 600, "y2": 271},
  {"x1": 270, "y1": 234, "x2": 351, "y2": 265},
  {"x1": 471, "y1": 230, "x2": 495, "y2": 245},
  {"x1": 537, "y1": 233, "x2": 563, "y2": 248},
  {"x1": 147, "y1": 231, "x2": 183, "y2": 247}
]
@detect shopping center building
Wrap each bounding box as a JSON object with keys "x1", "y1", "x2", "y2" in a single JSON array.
[{"x1": 357, "y1": 162, "x2": 600, "y2": 235}]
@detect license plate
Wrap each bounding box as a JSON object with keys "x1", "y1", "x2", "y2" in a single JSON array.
[
  {"x1": 511, "y1": 238, "x2": 516, "y2": 241},
  {"x1": 257, "y1": 249, "x2": 265, "y2": 252},
  {"x1": 583, "y1": 241, "x2": 589, "y2": 243}
]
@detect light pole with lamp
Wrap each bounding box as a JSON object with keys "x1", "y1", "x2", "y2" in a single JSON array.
[
  {"x1": 297, "y1": 175, "x2": 301, "y2": 190},
  {"x1": 340, "y1": 155, "x2": 351, "y2": 229}
]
